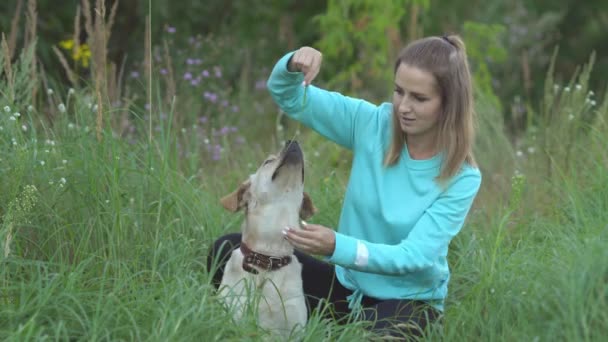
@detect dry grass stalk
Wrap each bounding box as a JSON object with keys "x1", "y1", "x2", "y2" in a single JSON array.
[
  {"x1": 3, "y1": 224, "x2": 13, "y2": 258},
  {"x1": 26, "y1": 0, "x2": 38, "y2": 100},
  {"x1": 52, "y1": 45, "x2": 77, "y2": 85},
  {"x1": 73, "y1": 5, "x2": 81, "y2": 73},
  {"x1": 8, "y1": 0, "x2": 24, "y2": 60},
  {"x1": 82, "y1": 0, "x2": 94, "y2": 45},
  {"x1": 106, "y1": 1, "x2": 119, "y2": 44},
  {"x1": 1, "y1": 33, "x2": 15, "y2": 102},
  {"x1": 25, "y1": 0, "x2": 37, "y2": 48}
]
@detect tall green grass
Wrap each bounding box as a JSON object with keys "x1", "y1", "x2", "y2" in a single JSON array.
[{"x1": 2, "y1": 23, "x2": 608, "y2": 342}]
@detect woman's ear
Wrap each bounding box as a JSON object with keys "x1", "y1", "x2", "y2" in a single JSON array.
[
  {"x1": 220, "y1": 180, "x2": 251, "y2": 212},
  {"x1": 299, "y1": 192, "x2": 317, "y2": 219}
]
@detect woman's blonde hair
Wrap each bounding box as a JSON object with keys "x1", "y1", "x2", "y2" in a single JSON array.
[{"x1": 384, "y1": 35, "x2": 477, "y2": 182}]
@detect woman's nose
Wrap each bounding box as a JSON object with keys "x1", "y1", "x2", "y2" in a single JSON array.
[{"x1": 399, "y1": 96, "x2": 412, "y2": 113}]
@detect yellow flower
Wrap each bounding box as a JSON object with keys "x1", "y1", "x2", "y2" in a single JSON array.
[
  {"x1": 59, "y1": 39, "x2": 91, "y2": 68},
  {"x1": 59, "y1": 39, "x2": 74, "y2": 50}
]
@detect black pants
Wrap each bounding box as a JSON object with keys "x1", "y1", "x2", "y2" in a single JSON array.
[{"x1": 207, "y1": 233, "x2": 441, "y2": 339}]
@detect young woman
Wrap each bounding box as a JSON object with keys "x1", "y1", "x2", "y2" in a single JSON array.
[{"x1": 208, "y1": 35, "x2": 482, "y2": 338}]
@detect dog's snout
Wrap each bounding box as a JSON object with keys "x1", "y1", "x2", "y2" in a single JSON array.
[{"x1": 282, "y1": 140, "x2": 303, "y2": 165}]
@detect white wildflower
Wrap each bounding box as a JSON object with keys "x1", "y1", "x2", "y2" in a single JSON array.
[
  {"x1": 60, "y1": 177, "x2": 66, "y2": 184},
  {"x1": 527, "y1": 147, "x2": 536, "y2": 154},
  {"x1": 49, "y1": 180, "x2": 55, "y2": 185},
  {"x1": 516, "y1": 150, "x2": 523, "y2": 157},
  {"x1": 105, "y1": 200, "x2": 110, "y2": 204},
  {"x1": 27, "y1": 105, "x2": 34, "y2": 112},
  {"x1": 40, "y1": 160, "x2": 45, "y2": 166},
  {"x1": 588, "y1": 90, "x2": 595, "y2": 97},
  {"x1": 0, "y1": 126, "x2": 3, "y2": 131},
  {"x1": 9, "y1": 116, "x2": 16, "y2": 121},
  {"x1": 204, "y1": 138, "x2": 210, "y2": 144},
  {"x1": 21, "y1": 125, "x2": 27, "y2": 132},
  {"x1": 3, "y1": 105, "x2": 10, "y2": 113},
  {"x1": 47, "y1": 88, "x2": 54, "y2": 95},
  {"x1": 62, "y1": 160, "x2": 68, "y2": 164},
  {"x1": 568, "y1": 114, "x2": 574, "y2": 121},
  {"x1": 45, "y1": 149, "x2": 50, "y2": 153},
  {"x1": 58, "y1": 103, "x2": 66, "y2": 113},
  {"x1": 564, "y1": 86, "x2": 570, "y2": 92},
  {"x1": 314, "y1": 151, "x2": 320, "y2": 157},
  {"x1": 590, "y1": 100, "x2": 596, "y2": 106},
  {"x1": 13, "y1": 112, "x2": 20, "y2": 117},
  {"x1": 277, "y1": 125, "x2": 284, "y2": 131},
  {"x1": 68, "y1": 123, "x2": 75, "y2": 129},
  {"x1": 92, "y1": 104, "x2": 98, "y2": 112},
  {"x1": 68, "y1": 88, "x2": 75, "y2": 96},
  {"x1": 575, "y1": 84, "x2": 582, "y2": 91},
  {"x1": 181, "y1": 128, "x2": 186, "y2": 134}
]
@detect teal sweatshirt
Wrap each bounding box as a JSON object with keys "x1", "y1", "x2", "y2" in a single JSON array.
[{"x1": 267, "y1": 52, "x2": 482, "y2": 312}]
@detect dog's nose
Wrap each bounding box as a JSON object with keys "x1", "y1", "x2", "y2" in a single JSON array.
[{"x1": 281, "y1": 140, "x2": 302, "y2": 165}]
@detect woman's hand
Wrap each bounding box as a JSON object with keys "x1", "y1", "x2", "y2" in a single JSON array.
[
  {"x1": 288, "y1": 46, "x2": 322, "y2": 86},
  {"x1": 283, "y1": 221, "x2": 335, "y2": 256}
]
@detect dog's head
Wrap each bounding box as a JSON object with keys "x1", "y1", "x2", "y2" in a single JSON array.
[{"x1": 220, "y1": 140, "x2": 316, "y2": 220}]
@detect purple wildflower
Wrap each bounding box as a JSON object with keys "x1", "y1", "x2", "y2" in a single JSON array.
[
  {"x1": 221, "y1": 100, "x2": 229, "y2": 107},
  {"x1": 201, "y1": 70, "x2": 210, "y2": 78},
  {"x1": 236, "y1": 136, "x2": 245, "y2": 144},
  {"x1": 231, "y1": 105, "x2": 240, "y2": 113},
  {"x1": 199, "y1": 116, "x2": 208, "y2": 124},
  {"x1": 183, "y1": 72, "x2": 193, "y2": 80},
  {"x1": 130, "y1": 71, "x2": 140, "y2": 79},
  {"x1": 160, "y1": 68, "x2": 168, "y2": 75},
  {"x1": 204, "y1": 91, "x2": 218, "y2": 103},
  {"x1": 166, "y1": 26, "x2": 176, "y2": 33},
  {"x1": 214, "y1": 66, "x2": 222, "y2": 78},
  {"x1": 220, "y1": 126, "x2": 230, "y2": 135}
]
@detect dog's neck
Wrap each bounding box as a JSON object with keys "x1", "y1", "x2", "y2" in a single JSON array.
[{"x1": 241, "y1": 207, "x2": 300, "y2": 256}]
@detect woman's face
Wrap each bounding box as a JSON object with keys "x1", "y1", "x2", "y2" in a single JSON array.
[{"x1": 392, "y1": 63, "x2": 443, "y2": 141}]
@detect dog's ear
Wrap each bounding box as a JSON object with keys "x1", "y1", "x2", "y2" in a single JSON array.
[
  {"x1": 299, "y1": 192, "x2": 317, "y2": 219},
  {"x1": 220, "y1": 180, "x2": 251, "y2": 212}
]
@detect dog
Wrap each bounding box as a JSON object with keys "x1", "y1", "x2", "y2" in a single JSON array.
[{"x1": 218, "y1": 140, "x2": 316, "y2": 338}]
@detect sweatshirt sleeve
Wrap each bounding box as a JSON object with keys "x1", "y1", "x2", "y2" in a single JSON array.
[
  {"x1": 266, "y1": 51, "x2": 378, "y2": 150},
  {"x1": 327, "y1": 170, "x2": 482, "y2": 275}
]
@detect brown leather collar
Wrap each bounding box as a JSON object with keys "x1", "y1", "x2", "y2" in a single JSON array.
[{"x1": 240, "y1": 242, "x2": 292, "y2": 275}]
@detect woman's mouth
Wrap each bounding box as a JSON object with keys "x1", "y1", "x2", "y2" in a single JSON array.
[{"x1": 400, "y1": 116, "x2": 416, "y2": 125}]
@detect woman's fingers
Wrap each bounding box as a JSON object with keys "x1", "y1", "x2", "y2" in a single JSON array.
[{"x1": 293, "y1": 47, "x2": 322, "y2": 85}]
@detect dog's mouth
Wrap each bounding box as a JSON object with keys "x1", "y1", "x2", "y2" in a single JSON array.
[{"x1": 272, "y1": 140, "x2": 304, "y2": 182}]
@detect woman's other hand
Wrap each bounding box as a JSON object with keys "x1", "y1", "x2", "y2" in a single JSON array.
[{"x1": 288, "y1": 46, "x2": 322, "y2": 86}]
